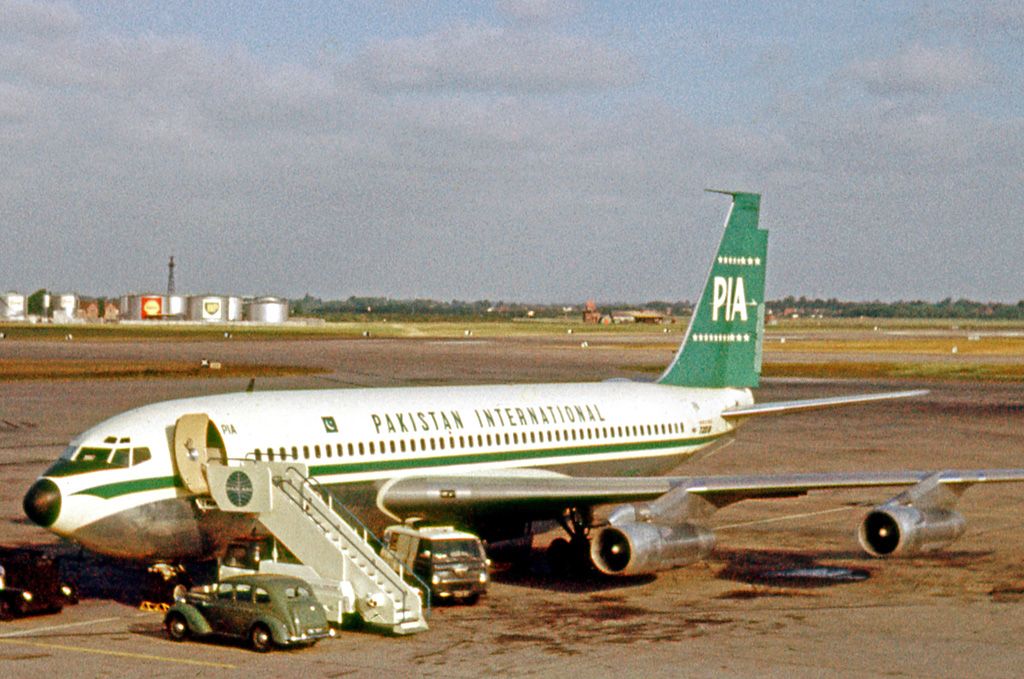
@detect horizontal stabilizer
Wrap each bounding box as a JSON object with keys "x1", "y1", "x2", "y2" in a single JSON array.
[{"x1": 721, "y1": 390, "x2": 928, "y2": 420}]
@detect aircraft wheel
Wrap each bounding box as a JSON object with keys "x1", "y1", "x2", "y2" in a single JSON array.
[{"x1": 546, "y1": 538, "x2": 572, "y2": 574}]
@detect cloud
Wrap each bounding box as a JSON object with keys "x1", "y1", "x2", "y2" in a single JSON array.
[
  {"x1": 0, "y1": 0, "x2": 81, "y2": 41},
  {"x1": 496, "y1": 0, "x2": 582, "y2": 23},
  {"x1": 358, "y1": 22, "x2": 641, "y2": 93},
  {"x1": 846, "y1": 44, "x2": 991, "y2": 96}
]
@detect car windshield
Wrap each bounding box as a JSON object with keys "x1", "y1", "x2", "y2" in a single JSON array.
[
  {"x1": 284, "y1": 585, "x2": 313, "y2": 599},
  {"x1": 428, "y1": 539, "x2": 483, "y2": 562}
]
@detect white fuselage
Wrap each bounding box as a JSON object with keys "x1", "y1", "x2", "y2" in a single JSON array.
[{"x1": 31, "y1": 381, "x2": 753, "y2": 560}]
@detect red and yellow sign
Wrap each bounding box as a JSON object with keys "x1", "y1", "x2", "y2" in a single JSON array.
[{"x1": 141, "y1": 296, "x2": 163, "y2": 319}]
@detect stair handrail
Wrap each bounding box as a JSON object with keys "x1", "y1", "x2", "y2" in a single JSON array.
[{"x1": 273, "y1": 465, "x2": 431, "y2": 616}]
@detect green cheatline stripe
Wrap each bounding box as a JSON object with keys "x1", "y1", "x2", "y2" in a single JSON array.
[
  {"x1": 74, "y1": 475, "x2": 182, "y2": 499},
  {"x1": 307, "y1": 435, "x2": 721, "y2": 477},
  {"x1": 71, "y1": 434, "x2": 722, "y2": 500}
]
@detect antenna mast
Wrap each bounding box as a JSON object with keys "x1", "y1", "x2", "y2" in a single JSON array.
[{"x1": 167, "y1": 256, "x2": 176, "y2": 296}]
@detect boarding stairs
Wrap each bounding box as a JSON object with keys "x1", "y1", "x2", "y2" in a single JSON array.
[{"x1": 205, "y1": 461, "x2": 428, "y2": 635}]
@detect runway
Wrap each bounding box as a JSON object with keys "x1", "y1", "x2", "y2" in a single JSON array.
[{"x1": 2, "y1": 330, "x2": 1023, "y2": 677}]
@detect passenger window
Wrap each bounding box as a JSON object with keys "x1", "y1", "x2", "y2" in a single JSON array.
[
  {"x1": 235, "y1": 583, "x2": 253, "y2": 601},
  {"x1": 217, "y1": 584, "x2": 234, "y2": 600},
  {"x1": 255, "y1": 587, "x2": 271, "y2": 604},
  {"x1": 132, "y1": 447, "x2": 151, "y2": 465}
]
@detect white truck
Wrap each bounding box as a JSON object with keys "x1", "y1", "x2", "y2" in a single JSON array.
[{"x1": 381, "y1": 525, "x2": 489, "y2": 604}]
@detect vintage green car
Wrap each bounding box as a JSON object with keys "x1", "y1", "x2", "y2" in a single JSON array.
[{"x1": 164, "y1": 574, "x2": 332, "y2": 652}]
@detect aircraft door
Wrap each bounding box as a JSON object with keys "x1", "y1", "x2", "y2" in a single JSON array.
[{"x1": 173, "y1": 413, "x2": 228, "y2": 495}]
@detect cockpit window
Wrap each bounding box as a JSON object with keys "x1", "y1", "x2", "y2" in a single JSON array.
[
  {"x1": 76, "y1": 447, "x2": 113, "y2": 463},
  {"x1": 110, "y1": 448, "x2": 131, "y2": 467},
  {"x1": 45, "y1": 444, "x2": 154, "y2": 477}
]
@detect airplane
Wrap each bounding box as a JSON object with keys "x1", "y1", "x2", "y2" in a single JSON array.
[{"x1": 22, "y1": 191, "x2": 1024, "y2": 578}]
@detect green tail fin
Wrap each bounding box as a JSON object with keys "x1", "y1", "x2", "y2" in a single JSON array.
[{"x1": 658, "y1": 191, "x2": 768, "y2": 388}]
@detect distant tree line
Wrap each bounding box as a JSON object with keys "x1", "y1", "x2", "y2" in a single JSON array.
[
  {"x1": 291, "y1": 294, "x2": 1024, "y2": 321},
  {"x1": 292, "y1": 295, "x2": 694, "y2": 321},
  {"x1": 770, "y1": 296, "x2": 1024, "y2": 320}
]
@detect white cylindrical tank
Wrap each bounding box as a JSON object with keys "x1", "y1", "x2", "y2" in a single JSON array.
[
  {"x1": 167, "y1": 295, "x2": 187, "y2": 318},
  {"x1": 246, "y1": 297, "x2": 289, "y2": 323},
  {"x1": 189, "y1": 295, "x2": 229, "y2": 322},
  {"x1": 226, "y1": 296, "x2": 244, "y2": 321}
]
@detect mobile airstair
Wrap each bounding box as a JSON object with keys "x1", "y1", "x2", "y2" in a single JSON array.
[{"x1": 205, "y1": 460, "x2": 429, "y2": 635}]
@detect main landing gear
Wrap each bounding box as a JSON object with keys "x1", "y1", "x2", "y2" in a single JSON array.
[{"x1": 546, "y1": 508, "x2": 594, "y2": 575}]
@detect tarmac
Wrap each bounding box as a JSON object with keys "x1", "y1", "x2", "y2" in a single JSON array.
[{"x1": 2, "y1": 331, "x2": 1024, "y2": 678}]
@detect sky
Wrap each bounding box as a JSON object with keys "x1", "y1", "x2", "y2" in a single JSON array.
[{"x1": 1, "y1": 1, "x2": 1022, "y2": 303}]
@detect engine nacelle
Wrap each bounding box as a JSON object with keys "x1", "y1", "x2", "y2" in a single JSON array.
[
  {"x1": 590, "y1": 521, "x2": 715, "y2": 576},
  {"x1": 858, "y1": 505, "x2": 966, "y2": 557}
]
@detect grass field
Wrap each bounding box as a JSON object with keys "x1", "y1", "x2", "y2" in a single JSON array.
[{"x1": 1, "y1": 318, "x2": 1021, "y2": 382}]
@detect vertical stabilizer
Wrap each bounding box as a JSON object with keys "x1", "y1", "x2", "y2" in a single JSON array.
[{"x1": 658, "y1": 192, "x2": 768, "y2": 388}]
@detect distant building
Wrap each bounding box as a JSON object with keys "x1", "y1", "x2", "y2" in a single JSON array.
[
  {"x1": 103, "y1": 301, "x2": 120, "y2": 321},
  {"x1": 582, "y1": 300, "x2": 601, "y2": 324},
  {"x1": 1, "y1": 292, "x2": 26, "y2": 321},
  {"x1": 610, "y1": 309, "x2": 665, "y2": 324}
]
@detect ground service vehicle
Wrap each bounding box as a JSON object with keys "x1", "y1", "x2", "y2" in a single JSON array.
[
  {"x1": 164, "y1": 573, "x2": 332, "y2": 652},
  {"x1": 382, "y1": 525, "x2": 489, "y2": 604},
  {"x1": 0, "y1": 547, "x2": 78, "y2": 619}
]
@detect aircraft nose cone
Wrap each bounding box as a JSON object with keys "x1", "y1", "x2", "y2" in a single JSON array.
[{"x1": 23, "y1": 478, "x2": 61, "y2": 527}]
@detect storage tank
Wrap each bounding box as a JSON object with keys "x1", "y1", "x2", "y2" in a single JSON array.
[
  {"x1": 246, "y1": 297, "x2": 289, "y2": 324},
  {"x1": 166, "y1": 295, "x2": 187, "y2": 319},
  {"x1": 120, "y1": 294, "x2": 165, "y2": 320},
  {"x1": 189, "y1": 295, "x2": 229, "y2": 322},
  {"x1": 226, "y1": 296, "x2": 244, "y2": 322}
]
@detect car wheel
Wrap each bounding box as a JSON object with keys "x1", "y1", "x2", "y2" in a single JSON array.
[
  {"x1": 165, "y1": 612, "x2": 190, "y2": 641},
  {"x1": 463, "y1": 593, "x2": 480, "y2": 606},
  {"x1": 249, "y1": 623, "x2": 273, "y2": 652}
]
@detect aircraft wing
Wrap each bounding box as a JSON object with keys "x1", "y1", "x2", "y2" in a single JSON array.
[
  {"x1": 378, "y1": 468, "x2": 1024, "y2": 525},
  {"x1": 721, "y1": 389, "x2": 928, "y2": 420}
]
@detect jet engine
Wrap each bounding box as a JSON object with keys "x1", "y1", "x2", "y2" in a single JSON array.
[
  {"x1": 858, "y1": 505, "x2": 966, "y2": 557},
  {"x1": 589, "y1": 521, "x2": 715, "y2": 576}
]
